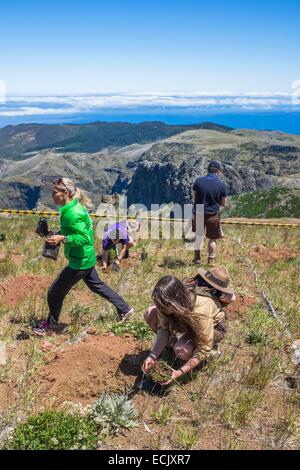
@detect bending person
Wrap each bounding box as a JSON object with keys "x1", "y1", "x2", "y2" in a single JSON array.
[
  {"x1": 33, "y1": 177, "x2": 133, "y2": 336},
  {"x1": 142, "y1": 266, "x2": 235, "y2": 385},
  {"x1": 98, "y1": 221, "x2": 135, "y2": 271}
]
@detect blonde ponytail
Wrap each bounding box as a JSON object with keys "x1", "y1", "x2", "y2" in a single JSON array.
[
  {"x1": 54, "y1": 177, "x2": 93, "y2": 209},
  {"x1": 73, "y1": 187, "x2": 92, "y2": 209}
]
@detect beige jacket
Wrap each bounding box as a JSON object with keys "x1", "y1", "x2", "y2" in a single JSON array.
[{"x1": 156, "y1": 295, "x2": 226, "y2": 362}]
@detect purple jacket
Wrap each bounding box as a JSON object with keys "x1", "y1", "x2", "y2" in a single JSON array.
[{"x1": 102, "y1": 222, "x2": 129, "y2": 250}]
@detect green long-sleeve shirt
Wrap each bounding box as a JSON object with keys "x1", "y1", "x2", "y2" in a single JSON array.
[{"x1": 59, "y1": 199, "x2": 96, "y2": 270}]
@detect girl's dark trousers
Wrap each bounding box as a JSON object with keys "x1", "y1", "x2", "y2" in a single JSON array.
[{"x1": 47, "y1": 265, "x2": 130, "y2": 325}]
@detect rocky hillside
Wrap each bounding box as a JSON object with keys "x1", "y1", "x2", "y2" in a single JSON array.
[
  {"x1": 0, "y1": 122, "x2": 299, "y2": 214},
  {"x1": 125, "y1": 128, "x2": 300, "y2": 207}
]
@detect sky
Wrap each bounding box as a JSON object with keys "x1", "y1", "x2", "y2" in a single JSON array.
[
  {"x1": 0, "y1": 0, "x2": 299, "y2": 95},
  {"x1": 0, "y1": 0, "x2": 299, "y2": 131}
]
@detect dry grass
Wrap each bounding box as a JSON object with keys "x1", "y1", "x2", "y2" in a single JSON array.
[{"x1": 0, "y1": 215, "x2": 300, "y2": 449}]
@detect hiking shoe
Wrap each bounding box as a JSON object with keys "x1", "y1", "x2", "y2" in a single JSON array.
[
  {"x1": 118, "y1": 308, "x2": 134, "y2": 323},
  {"x1": 209, "y1": 344, "x2": 221, "y2": 358},
  {"x1": 112, "y1": 261, "x2": 121, "y2": 272},
  {"x1": 208, "y1": 257, "x2": 216, "y2": 267},
  {"x1": 32, "y1": 320, "x2": 60, "y2": 337}
]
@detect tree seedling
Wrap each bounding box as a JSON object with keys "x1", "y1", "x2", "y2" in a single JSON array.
[{"x1": 148, "y1": 361, "x2": 173, "y2": 384}]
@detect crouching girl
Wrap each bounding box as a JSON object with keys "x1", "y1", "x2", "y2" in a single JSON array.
[{"x1": 142, "y1": 266, "x2": 235, "y2": 384}]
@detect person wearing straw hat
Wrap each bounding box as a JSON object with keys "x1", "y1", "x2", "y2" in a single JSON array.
[{"x1": 142, "y1": 265, "x2": 235, "y2": 385}]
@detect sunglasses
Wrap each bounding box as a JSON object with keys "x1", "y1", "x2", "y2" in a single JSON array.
[{"x1": 53, "y1": 178, "x2": 68, "y2": 192}]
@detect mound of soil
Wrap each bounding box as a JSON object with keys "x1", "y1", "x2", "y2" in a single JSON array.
[
  {"x1": 36, "y1": 334, "x2": 146, "y2": 406},
  {"x1": 0, "y1": 274, "x2": 50, "y2": 307},
  {"x1": 250, "y1": 245, "x2": 299, "y2": 264},
  {"x1": 226, "y1": 295, "x2": 257, "y2": 320}
]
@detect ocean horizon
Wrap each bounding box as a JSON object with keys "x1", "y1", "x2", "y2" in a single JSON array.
[{"x1": 0, "y1": 110, "x2": 300, "y2": 135}]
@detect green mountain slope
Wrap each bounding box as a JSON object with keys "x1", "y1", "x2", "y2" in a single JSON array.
[
  {"x1": 0, "y1": 121, "x2": 232, "y2": 160},
  {"x1": 223, "y1": 187, "x2": 300, "y2": 218}
]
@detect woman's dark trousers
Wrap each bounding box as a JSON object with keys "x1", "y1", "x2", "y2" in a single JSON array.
[{"x1": 47, "y1": 266, "x2": 130, "y2": 325}]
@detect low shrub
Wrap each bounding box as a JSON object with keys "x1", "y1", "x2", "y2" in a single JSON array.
[
  {"x1": 91, "y1": 392, "x2": 138, "y2": 436},
  {"x1": 3, "y1": 410, "x2": 98, "y2": 450},
  {"x1": 110, "y1": 320, "x2": 153, "y2": 341}
]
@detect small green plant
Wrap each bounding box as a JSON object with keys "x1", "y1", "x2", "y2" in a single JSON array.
[
  {"x1": 110, "y1": 320, "x2": 153, "y2": 341},
  {"x1": 0, "y1": 255, "x2": 18, "y2": 279},
  {"x1": 246, "y1": 330, "x2": 266, "y2": 345},
  {"x1": 275, "y1": 406, "x2": 298, "y2": 448},
  {"x1": 221, "y1": 388, "x2": 263, "y2": 429},
  {"x1": 0, "y1": 358, "x2": 12, "y2": 383},
  {"x1": 66, "y1": 304, "x2": 92, "y2": 338},
  {"x1": 91, "y1": 392, "x2": 138, "y2": 436},
  {"x1": 148, "y1": 361, "x2": 173, "y2": 384},
  {"x1": 150, "y1": 404, "x2": 173, "y2": 426},
  {"x1": 244, "y1": 303, "x2": 278, "y2": 347},
  {"x1": 243, "y1": 350, "x2": 282, "y2": 390},
  {"x1": 176, "y1": 424, "x2": 198, "y2": 449},
  {"x1": 3, "y1": 411, "x2": 98, "y2": 450}
]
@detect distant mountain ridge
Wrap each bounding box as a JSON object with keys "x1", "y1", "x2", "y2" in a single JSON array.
[
  {"x1": 0, "y1": 121, "x2": 299, "y2": 217},
  {"x1": 0, "y1": 120, "x2": 232, "y2": 160}
]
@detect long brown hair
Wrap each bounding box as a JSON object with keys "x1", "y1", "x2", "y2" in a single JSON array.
[{"x1": 152, "y1": 275, "x2": 204, "y2": 344}]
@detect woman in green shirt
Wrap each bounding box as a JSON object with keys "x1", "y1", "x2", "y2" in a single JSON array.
[{"x1": 33, "y1": 177, "x2": 133, "y2": 336}]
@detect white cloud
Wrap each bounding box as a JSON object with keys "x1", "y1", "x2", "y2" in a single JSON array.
[
  {"x1": 0, "y1": 107, "x2": 76, "y2": 117},
  {"x1": 1, "y1": 91, "x2": 299, "y2": 117}
]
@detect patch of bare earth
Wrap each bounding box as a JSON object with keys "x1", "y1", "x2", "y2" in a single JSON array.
[
  {"x1": 0, "y1": 274, "x2": 50, "y2": 307},
  {"x1": 35, "y1": 334, "x2": 146, "y2": 407},
  {"x1": 250, "y1": 245, "x2": 300, "y2": 264},
  {"x1": 226, "y1": 295, "x2": 257, "y2": 320}
]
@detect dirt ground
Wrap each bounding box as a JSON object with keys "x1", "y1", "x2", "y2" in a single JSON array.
[
  {"x1": 1, "y1": 220, "x2": 300, "y2": 450},
  {"x1": 0, "y1": 274, "x2": 50, "y2": 307},
  {"x1": 35, "y1": 334, "x2": 146, "y2": 406},
  {"x1": 250, "y1": 245, "x2": 300, "y2": 264},
  {"x1": 0, "y1": 333, "x2": 148, "y2": 414},
  {"x1": 226, "y1": 295, "x2": 257, "y2": 320}
]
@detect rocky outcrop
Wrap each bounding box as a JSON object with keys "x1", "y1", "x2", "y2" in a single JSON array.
[
  {"x1": 126, "y1": 157, "x2": 276, "y2": 207},
  {"x1": 0, "y1": 181, "x2": 41, "y2": 209}
]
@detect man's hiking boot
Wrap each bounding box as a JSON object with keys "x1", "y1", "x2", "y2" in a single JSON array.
[
  {"x1": 118, "y1": 307, "x2": 134, "y2": 323},
  {"x1": 193, "y1": 250, "x2": 201, "y2": 265},
  {"x1": 32, "y1": 320, "x2": 61, "y2": 337},
  {"x1": 208, "y1": 257, "x2": 216, "y2": 267}
]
